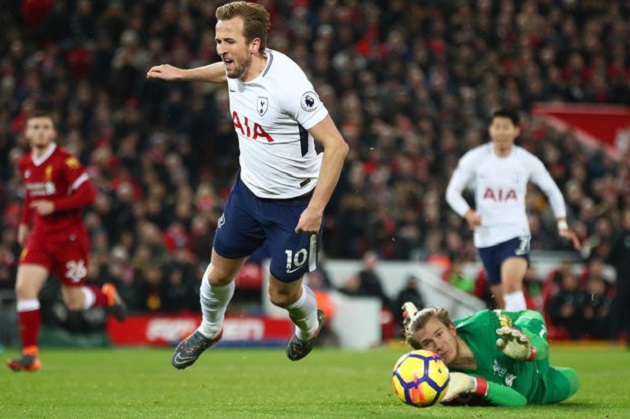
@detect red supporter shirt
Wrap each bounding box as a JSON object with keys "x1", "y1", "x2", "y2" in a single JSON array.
[{"x1": 18, "y1": 143, "x2": 95, "y2": 236}]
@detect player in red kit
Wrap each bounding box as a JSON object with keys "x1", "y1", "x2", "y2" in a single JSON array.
[{"x1": 7, "y1": 111, "x2": 127, "y2": 372}]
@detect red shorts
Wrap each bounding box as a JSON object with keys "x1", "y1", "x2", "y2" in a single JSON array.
[{"x1": 20, "y1": 228, "x2": 90, "y2": 286}]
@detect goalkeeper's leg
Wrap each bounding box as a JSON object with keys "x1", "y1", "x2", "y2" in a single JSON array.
[
  {"x1": 513, "y1": 310, "x2": 549, "y2": 361},
  {"x1": 541, "y1": 367, "x2": 579, "y2": 404}
]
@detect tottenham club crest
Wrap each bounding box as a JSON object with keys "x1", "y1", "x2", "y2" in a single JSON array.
[
  {"x1": 300, "y1": 91, "x2": 319, "y2": 112},
  {"x1": 257, "y1": 96, "x2": 269, "y2": 116}
]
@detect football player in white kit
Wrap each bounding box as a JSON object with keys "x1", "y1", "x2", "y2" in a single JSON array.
[
  {"x1": 446, "y1": 109, "x2": 580, "y2": 311},
  {"x1": 147, "y1": 1, "x2": 348, "y2": 367}
]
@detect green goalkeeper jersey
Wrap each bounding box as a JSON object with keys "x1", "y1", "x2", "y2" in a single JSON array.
[{"x1": 452, "y1": 309, "x2": 576, "y2": 406}]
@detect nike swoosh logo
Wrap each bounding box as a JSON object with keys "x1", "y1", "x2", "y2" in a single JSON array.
[
  {"x1": 286, "y1": 266, "x2": 303, "y2": 274},
  {"x1": 229, "y1": 88, "x2": 236, "y2": 92},
  {"x1": 172, "y1": 353, "x2": 195, "y2": 365}
]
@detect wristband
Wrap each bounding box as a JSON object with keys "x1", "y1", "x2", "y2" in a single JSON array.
[
  {"x1": 527, "y1": 346, "x2": 538, "y2": 361},
  {"x1": 557, "y1": 220, "x2": 568, "y2": 231},
  {"x1": 473, "y1": 377, "x2": 489, "y2": 396}
]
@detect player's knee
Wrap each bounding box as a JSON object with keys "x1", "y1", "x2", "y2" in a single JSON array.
[
  {"x1": 268, "y1": 290, "x2": 294, "y2": 307},
  {"x1": 62, "y1": 289, "x2": 84, "y2": 311},
  {"x1": 268, "y1": 285, "x2": 301, "y2": 307},
  {"x1": 205, "y1": 264, "x2": 235, "y2": 286},
  {"x1": 64, "y1": 297, "x2": 84, "y2": 311},
  {"x1": 14, "y1": 281, "x2": 39, "y2": 300}
]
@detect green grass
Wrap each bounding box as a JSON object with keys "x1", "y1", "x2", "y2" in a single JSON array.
[{"x1": 0, "y1": 345, "x2": 628, "y2": 418}]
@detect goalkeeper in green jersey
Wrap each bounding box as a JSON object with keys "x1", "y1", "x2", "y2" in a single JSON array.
[{"x1": 402, "y1": 304, "x2": 579, "y2": 407}]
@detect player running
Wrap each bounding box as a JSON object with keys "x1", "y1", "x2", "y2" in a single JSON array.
[
  {"x1": 402, "y1": 303, "x2": 579, "y2": 406},
  {"x1": 7, "y1": 111, "x2": 126, "y2": 372},
  {"x1": 147, "y1": 1, "x2": 348, "y2": 368},
  {"x1": 446, "y1": 108, "x2": 580, "y2": 311}
]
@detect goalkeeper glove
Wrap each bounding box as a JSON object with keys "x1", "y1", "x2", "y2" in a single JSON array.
[
  {"x1": 496, "y1": 327, "x2": 537, "y2": 361},
  {"x1": 401, "y1": 302, "x2": 419, "y2": 334},
  {"x1": 442, "y1": 372, "x2": 488, "y2": 403}
]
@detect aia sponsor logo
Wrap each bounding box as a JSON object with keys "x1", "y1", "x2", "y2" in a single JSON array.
[
  {"x1": 232, "y1": 111, "x2": 274, "y2": 142},
  {"x1": 482, "y1": 188, "x2": 517, "y2": 202}
]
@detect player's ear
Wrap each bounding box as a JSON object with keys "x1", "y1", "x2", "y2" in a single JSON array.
[{"x1": 250, "y1": 38, "x2": 261, "y2": 53}]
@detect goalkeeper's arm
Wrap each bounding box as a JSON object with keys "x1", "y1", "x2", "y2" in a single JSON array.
[
  {"x1": 442, "y1": 373, "x2": 527, "y2": 407},
  {"x1": 513, "y1": 310, "x2": 550, "y2": 361},
  {"x1": 498, "y1": 310, "x2": 550, "y2": 362}
]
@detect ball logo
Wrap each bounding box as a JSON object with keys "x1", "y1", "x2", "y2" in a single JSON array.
[{"x1": 300, "y1": 91, "x2": 319, "y2": 112}]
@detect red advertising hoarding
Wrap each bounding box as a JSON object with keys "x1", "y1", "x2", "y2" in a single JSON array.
[
  {"x1": 532, "y1": 103, "x2": 630, "y2": 158},
  {"x1": 107, "y1": 314, "x2": 294, "y2": 346}
]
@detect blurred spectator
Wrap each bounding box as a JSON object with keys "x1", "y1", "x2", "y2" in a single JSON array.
[
  {"x1": 393, "y1": 275, "x2": 425, "y2": 326},
  {"x1": 607, "y1": 209, "x2": 630, "y2": 347},
  {"x1": 582, "y1": 276, "x2": 612, "y2": 339},
  {"x1": 523, "y1": 265, "x2": 544, "y2": 313},
  {"x1": 547, "y1": 272, "x2": 587, "y2": 339},
  {"x1": 340, "y1": 251, "x2": 390, "y2": 307},
  {"x1": 442, "y1": 257, "x2": 475, "y2": 294}
]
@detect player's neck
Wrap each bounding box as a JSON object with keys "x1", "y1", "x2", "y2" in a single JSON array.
[
  {"x1": 450, "y1": 337, "x2": 477, "y2": 370},
  {"x1": 492, "y1": 144, "x2": 512, "y2": 158},
  {"x1": 32, "y1": 143, "x2": 55, "y2": 158},
  {"x1": 241, "y1": 54, "x2": 268, "y2": 82}
]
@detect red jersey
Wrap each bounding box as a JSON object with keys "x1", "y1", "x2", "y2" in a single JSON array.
[{"x1": 18, "y1": 143, "x2": 95, "y2": 236}]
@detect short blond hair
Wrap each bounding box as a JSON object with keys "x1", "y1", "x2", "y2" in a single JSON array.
[{"x1": 405, "y1": 307, "x2": 453, "y2": 349}]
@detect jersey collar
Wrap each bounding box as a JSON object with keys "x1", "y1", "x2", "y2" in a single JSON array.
[{"x1": 31, "y1": 143, "x2": 57, "y2": 166}]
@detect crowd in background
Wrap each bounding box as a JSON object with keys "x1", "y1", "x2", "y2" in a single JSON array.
[{"x1": 1, "y1": 1, "x2": 629, "y2": 338}]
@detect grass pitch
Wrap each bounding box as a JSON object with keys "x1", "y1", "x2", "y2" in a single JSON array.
[{"x1": 0, "y1": 344, "x2": 627, "y2": 418}]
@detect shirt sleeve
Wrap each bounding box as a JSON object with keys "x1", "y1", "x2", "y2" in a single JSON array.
[
  {"x1": 55, "y1": 156, "x2": 96, "y2": 211},
  {"x1": 18, "y1": 161, "x2": 32, "y2": 225},
  {"x1": 20, "y1": 192, "x2": 32, "y2": 225},
  {"x1": 446, "y1": 152, "x2": 475, "y2": 217},
  {"x1": 442, "y1": 381, "x2": 527, "y2": 407},
  {"x1": 484, "y1": 381, "x2": 528, "y2": 407},
  {"x1": 512, "y1": 310, "x2": 550, "y2": 361},
  {"x1": 526, "y1": 154, "x2": 566, "y2": 220},
  {"x1": 276, "y1": 62, "x2": 328, "y2": 130},
  {"x1": 54, "y1": 177, "x2": 96, "y2": 212}
]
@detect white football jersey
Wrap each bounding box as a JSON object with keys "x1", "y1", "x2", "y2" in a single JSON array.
[
  {"x1": 226, "y1": 49, "x2": 328, "y2": 199},
  {"x1": 446, "y1": 143, "x2": 567, "y2": 248}
]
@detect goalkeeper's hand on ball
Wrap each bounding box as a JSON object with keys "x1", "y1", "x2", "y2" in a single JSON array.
[
  {"x1": 496, "y1": 327, "x2": 537, "y2": 361},
  {"x1": 442, "y1": 372, "x2": 488, "y2": 403}
]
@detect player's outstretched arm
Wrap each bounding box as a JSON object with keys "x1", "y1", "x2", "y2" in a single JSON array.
[
  {"x1": 442, "y1": 372, "x2": 527, "y2": 407},
  {"x1": 146, "y1": 62, "x2": 227, "y2": 83}
]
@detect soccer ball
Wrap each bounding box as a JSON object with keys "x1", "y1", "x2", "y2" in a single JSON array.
[{"x1": 391, "y1": 349, "x2": 450, "y2": 407}]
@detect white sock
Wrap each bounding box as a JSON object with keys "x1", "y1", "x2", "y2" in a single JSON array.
[
  {"x1": 284, "y1": 284, "x2": 318, "y2": 340},
  {"x1": 81, "y1": 287, "x2": 96, "y2": 309},
  {"x1": 197, "y1": 276, "x2": 235, "y2": 338},
  {"x1": 503, "y1": 291, "x2": 527, "y2": 311},
  {"x1": 17, "y1": 299, "x2": 40, "y2": 312}
]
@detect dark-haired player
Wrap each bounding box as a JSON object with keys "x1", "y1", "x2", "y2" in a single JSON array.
[{"x1": 446, "y1": 108, "x2": 580, "y2": 310}]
